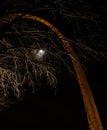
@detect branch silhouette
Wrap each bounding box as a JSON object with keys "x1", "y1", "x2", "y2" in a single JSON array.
[{"x1": 0, "y1": 1, "x2": 106, "y2": 130}]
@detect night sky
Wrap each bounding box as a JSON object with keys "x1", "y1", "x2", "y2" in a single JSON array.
[{"x1": 0, "y1": 0, "x2": 107, "y2": 130}]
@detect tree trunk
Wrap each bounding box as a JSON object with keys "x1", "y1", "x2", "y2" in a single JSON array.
[{"x1": 0, "y1": 13, "x2": 103, "y2": 130}]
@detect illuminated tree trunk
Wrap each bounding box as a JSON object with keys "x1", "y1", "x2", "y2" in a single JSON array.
[{"x1": 0, "y1": 13, "x2": 103, "y2": 130}]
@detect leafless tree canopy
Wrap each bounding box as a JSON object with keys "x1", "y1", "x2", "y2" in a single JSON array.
[{"x1": 0, "y1": 0, "x2": 107, "y2": 109}]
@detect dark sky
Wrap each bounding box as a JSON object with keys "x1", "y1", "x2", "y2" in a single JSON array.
[{"x1": 0, "y1": 0, "x2": 107, "y2": 130}]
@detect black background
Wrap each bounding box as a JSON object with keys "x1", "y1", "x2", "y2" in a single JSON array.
[{"x1": 0, "y1": 0, "x2": 107, "y2": 130}]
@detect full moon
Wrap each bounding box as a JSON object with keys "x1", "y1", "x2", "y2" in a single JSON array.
[{"x1": 32, "y1": 49, "x2": 46, "y2": 61}]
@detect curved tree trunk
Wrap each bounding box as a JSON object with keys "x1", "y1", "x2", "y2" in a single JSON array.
[{"x1": 0, "y1": 13, "x2": 103, "y2": 130}]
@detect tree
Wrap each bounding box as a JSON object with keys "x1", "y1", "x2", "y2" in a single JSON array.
[{"x1": 0, "y1": 0, "x2": 106, "y2": 130}]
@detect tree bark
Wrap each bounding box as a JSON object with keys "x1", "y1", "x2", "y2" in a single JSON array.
[{"x1": 0, "y1": 13, "x2": 103, "y2": 130}]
